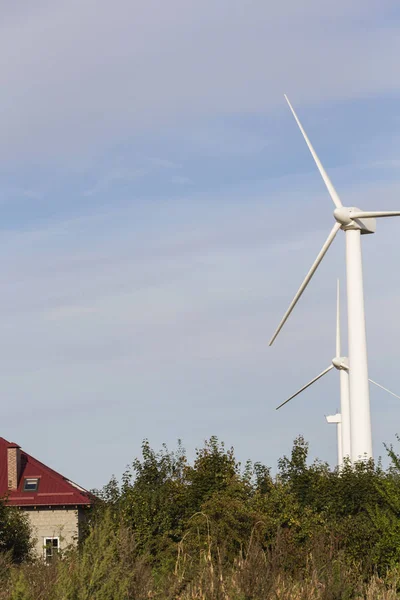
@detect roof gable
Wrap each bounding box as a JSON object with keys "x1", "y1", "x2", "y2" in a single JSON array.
[{"x1": 0, "y1": 437, "x2": 92, "y2": 507}]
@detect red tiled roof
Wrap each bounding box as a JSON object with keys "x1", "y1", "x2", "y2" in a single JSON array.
[{"x1": 0, "y1": 437, "x2": 92, "y2": 507}]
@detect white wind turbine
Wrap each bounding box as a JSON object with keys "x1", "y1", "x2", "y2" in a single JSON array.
[
  {"x1": 275, "y1": 280, "x2": 400, "y2": 467},
  {"x1": 270, "y1": 95, "x2": 400, "y2": 462},
  {"x1": 275, "y1": 279, "x2": 351, "y2": 462}
]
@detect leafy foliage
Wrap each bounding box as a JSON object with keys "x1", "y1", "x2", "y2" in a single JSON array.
[{"x1": 0, "y1": 500, "x2": 32, "y2": 564}]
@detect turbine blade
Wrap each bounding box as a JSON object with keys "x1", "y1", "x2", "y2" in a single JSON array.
[
  {"x1": 336, "y1": 278, "x2": 341, "y2": 357},
  {"x1": 276, "y1": 365, "x2": 334, "y2": 410},
  {"x1": 269, "y1": 222, "x2": 341, "y2": 346},
  {"x1": 351, "y1": 211, "x2": 400, "y2": 219},
  {"x1": 369, "y1": 378, "x2": 400, "y2": 400},
  {"x1": 284, "y1": 95, "x2": 343, "y2": 209}
]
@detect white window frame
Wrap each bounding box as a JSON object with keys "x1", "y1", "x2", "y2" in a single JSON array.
[{"x1": 43, "y1": 537, "x2": 60, "y2": 561}]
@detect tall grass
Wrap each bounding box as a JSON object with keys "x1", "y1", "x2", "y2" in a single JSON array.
[{"x1": 1, "y1": 522, "x2": 400, "y2": 600}]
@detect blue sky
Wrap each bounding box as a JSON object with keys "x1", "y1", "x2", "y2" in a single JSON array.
[{"x1": 1, "y1": 1, "x2": 400, "y2": 488}]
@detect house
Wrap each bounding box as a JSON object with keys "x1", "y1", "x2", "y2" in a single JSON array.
[{"x1": 0, "y1": 437, "x2": 92, "y2": 559}]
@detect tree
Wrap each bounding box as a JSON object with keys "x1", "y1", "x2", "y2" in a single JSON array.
[
  {"x1": 0, "y1": 499, "x2": 33, "y2": 563},
  {"x1": 118, "y1": 439, "x2": 188, "y2": 563}
]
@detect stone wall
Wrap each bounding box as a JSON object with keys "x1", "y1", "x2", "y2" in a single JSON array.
[{"x1": 23, "y1": 506, "x2": 83, "y2": 557}]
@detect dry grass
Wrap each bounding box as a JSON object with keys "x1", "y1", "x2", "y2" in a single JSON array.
[{"x1": 1, "y1": 531, "x2": 400, "y2": 599}]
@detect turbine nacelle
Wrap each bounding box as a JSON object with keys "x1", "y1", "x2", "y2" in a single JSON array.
[
  {"x1": 333, "y1": 207, "x2": 376, "y2": 234},
  {"x1": 326, "y1": 413, "x2": 343, "y2": 466},
  {"x1": 332, "y1": 356, "x2": 349, "y2": 370},
  {"x1": 326, "y1": 413, "x2": 341, "y2": 424}
]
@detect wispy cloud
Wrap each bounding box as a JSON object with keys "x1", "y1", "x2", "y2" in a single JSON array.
[
  {"x1": 0, "y1": 2, "x2": 399, "y2": 164},
  {"x1": 82, "y1": 155, "x2": 185, "y2": 196},
  {"x1": 46, "y1": 304, "x2": 98, "y2": 321},
  {"x1": 82, "y1": 167, "x2": 147, "y2": 196},
  {"x1": 145, "y1": 157, "x2": 181, "y2": 169},
  {"x1": 171, "y1": 175, "x2": 192, "y2": 185}
]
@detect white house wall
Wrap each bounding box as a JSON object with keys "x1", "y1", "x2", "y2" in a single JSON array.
[{"x1": 23, "y1": 507, "x2": 81, "y2": 557}]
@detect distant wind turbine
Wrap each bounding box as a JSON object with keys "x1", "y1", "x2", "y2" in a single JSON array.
[
  {"x1": 275, "y1": 280, "x2": 400, "y2": 467},
  {"x1": 270, "y1": 95, "x2": 400, "y2": 462},
  {"x1": 275, "y1": 280, "x2": 350, "y2": 462}
]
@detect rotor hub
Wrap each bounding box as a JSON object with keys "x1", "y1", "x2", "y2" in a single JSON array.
[
  {"x1": 333, "y1": 207, "x2": 376, "y2": 234},
  {"x1": 332, "y1": 356, "x2": 349, "y2": 370}
]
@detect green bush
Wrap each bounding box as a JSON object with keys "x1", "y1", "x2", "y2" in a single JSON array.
[{"x1": 0, "y1": 500, "x2": 33, "y2": 564}]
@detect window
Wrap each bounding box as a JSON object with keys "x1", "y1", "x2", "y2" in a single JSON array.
[
  {"x1": 44, "y1": 538, "x2": 59, "y2": 562},
  {"x1": 23, "y1": 478, "x2": 39, "y2": 492}
]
